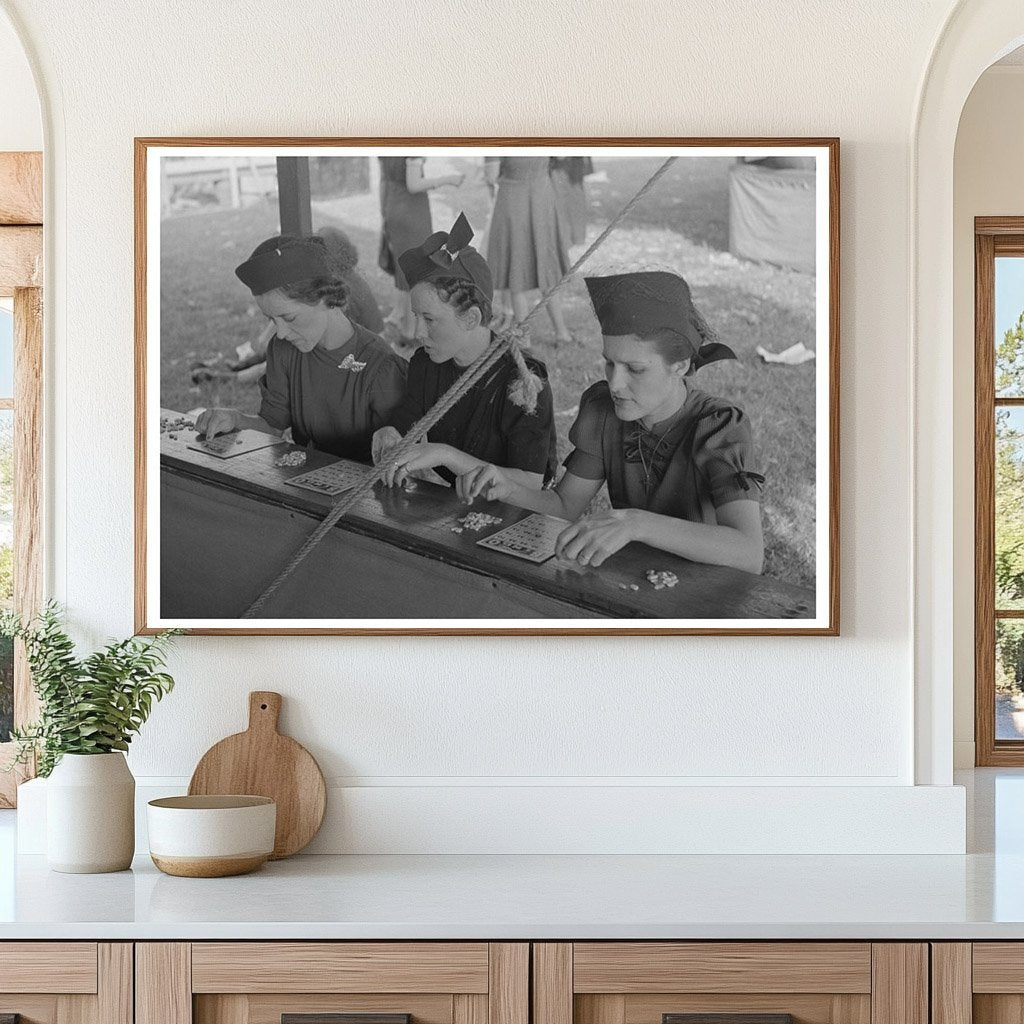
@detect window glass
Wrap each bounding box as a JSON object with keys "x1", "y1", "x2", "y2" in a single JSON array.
[
  {"x1": 996, "y1": 407, "x2": 1024, "y2": 610},
  {"x1": 996, "y1": 257, "x2": 1024, "y2": 397},
  {"x1": 0, "y1": 305, "x2": 12, "y2": 399},
  {"x1": 997, "y1": 620, "x2": 1024, "y2": 740}
]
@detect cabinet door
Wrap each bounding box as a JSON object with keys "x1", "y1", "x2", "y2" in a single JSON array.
[
  {"x1": 943, "y1": 942, "x2": 1024, "y2": 1024},
  {"x1": 137, "y1": 943, "x2": 528, "y2": 1024},
  {"x1": 0, "y1": 943, "x2": 131, "y2": 1024},
  {"x1": 533, "y1": 944, "x2": 927, "y2": 1024}
]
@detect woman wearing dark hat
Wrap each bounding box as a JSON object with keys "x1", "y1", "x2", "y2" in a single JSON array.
[
  {"x1": 461, "y1": 269, "x2": 766, "y2": 574},
  {"x1": 195, "y1": 234, "x2": 407, "y2": 463},
  {"x1": 373, "y1": 213, "x2": 557, "y2": 490},
  {"x1": 378, "y1": 156, "x2": 464, "y2": 345}
]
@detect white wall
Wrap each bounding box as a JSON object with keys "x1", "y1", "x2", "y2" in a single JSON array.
[
  {"x1": 952, "y1": 66, "x2": 1024, "y2": 767},
  {"x1": 0, "y1": 0, "x2": 978, "y2": 852}
]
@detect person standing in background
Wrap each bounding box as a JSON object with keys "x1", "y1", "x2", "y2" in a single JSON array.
[
  {"x1": 378, "y1": 156, "x2": 463, "y2": 350},
  {"x1": 549, "y1": 155, "x2": 593, "y2": 248},
  {"x1": 485, "y1": 156, "x2": 574, "y2": 345}
]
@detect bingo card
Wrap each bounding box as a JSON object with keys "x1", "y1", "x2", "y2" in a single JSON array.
[
  {"x1": 186, "y1": 429, "x2": 285, "y2": 459},
  {"x1": 285, "y1": 459, "x2": 372, "y2": 496},
  {"x1": 476, "y1": 513, "x2": 569, "y2": 564}
]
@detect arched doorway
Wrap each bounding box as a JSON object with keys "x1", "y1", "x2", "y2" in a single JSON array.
[{"x1": 914, "y1": 1, "x2": 1024, "y2": 785}]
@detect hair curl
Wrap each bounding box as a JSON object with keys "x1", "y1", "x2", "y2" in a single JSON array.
[
  {"x1": 429, "y1": 276, "x2": 493, "y2": 325},
  {"x1": 250, "y1": 234, "x2": 350, "y2": 310}
]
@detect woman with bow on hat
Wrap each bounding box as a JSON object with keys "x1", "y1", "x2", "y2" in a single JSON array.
[
  {"x1": 460, "y1": 269, "x2": 766, "y2": 574},
  {"x1": 372, "y1": 214, "x2": 557, "y2": 491},
  {"x1": 195, "y1": 234, "x2": 407, "y2": 463},
  {"x1": 378, "y1": 156, "x2": 464, "y2": 347}
]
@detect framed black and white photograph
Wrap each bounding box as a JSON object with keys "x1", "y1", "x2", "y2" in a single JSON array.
[{"x1": 135, "y1": 138, "x2": 838, "y2": 635}]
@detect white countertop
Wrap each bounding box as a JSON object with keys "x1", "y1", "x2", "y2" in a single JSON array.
[
  {"x1": 1, "y1": 768, "x2": 1022, "y2": 941},
  {"x1": 0, "y1": 848, "x2": 1022, "y2": 940}
]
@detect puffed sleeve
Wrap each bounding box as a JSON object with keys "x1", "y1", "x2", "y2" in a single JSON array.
[
  {"x1": 385, "y1": 349, "x2": 426, "y2": 434},
  {"x1": 257, "y1": 337, "x2": 292, "y2": 432},
  {"x1": 562, "y1": 381, "x2": 611, "y2": 481},
  {"x1": 367, "y1": 352, "x2": 408, "y2": 432},
  {"x1": 693, "y1": 405, "x2": 765, "y2": 506},
  {"x1": 500, "y1": 361, "x2": 556, "y2": 479}
]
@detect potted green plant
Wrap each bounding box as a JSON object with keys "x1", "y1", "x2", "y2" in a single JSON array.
[{"x1": 1, "y1": 602, "x2": 179, "y2": 873}]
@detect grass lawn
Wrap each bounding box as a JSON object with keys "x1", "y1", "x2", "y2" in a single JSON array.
[{"x1": 159, "y1": 158, "x2": 818, "y2": 588}]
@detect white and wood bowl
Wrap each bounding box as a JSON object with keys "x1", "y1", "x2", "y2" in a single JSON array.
[{"x1": 147, "y1": 795, "x2": 276, "y2": 877}]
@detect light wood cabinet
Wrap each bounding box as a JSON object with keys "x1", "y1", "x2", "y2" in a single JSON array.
[
  {"x1": 0, "y1": 938, "x2": 946, "y2": 1024},
  {"x1": 532, "y1": 943, "x2": 927, "y2": 1024},
  {"x1": 931, "y1": 943, "x2": 1024, "y2": 1024},
  {"x1": 0, "y1": 943, "x2": 132, "y2": 1024},
  {"x1": 136, "y1": 944, "x2": 527, "y2": 1024}
]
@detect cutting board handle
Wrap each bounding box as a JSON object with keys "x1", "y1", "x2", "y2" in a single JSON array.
[{"x1": 248, "y1": 691, "x2": 282, "y2": 734}]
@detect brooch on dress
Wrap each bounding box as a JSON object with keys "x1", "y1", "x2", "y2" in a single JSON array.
[{"x1": 338, "y1": 354, "x2": 367, "y2": 373}]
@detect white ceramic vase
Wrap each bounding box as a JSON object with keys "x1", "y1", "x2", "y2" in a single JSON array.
[{"x1": 46, "y1": 752, "x2": 135, "y2": 873}]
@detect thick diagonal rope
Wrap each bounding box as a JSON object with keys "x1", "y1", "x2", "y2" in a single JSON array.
[{"x1": 241, "y1": 155, "x2": 678, "y2": 617}]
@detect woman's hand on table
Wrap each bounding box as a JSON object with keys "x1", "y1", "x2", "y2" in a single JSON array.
[
  {"x1": 381, "y1": 442, "x2": 454, "y2": 488},
  {"x1": 555, "y1": 508, "x2": 642, "y2": 567},
  {"x1": 458, "y1": 463, "x2": 514, "y2": 505},
  {"x1": 371, "y1": 426, "x2": 402, "y2": 467},
  {"x1": 194, "y1": 408, "x2": 240, "y2": 439}
]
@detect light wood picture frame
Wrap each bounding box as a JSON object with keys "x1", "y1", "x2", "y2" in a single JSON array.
[{"x1": 136, "y1": 137, "x2": 839, "y2": 636}]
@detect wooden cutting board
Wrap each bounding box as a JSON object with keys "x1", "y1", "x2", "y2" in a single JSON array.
[{"x1": 188, "y1": 691, "x2": 326, "y2": 859}]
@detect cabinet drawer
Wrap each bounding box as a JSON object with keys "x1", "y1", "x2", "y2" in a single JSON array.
[
  {"x1": 0, "y1": 942, "x2": 99, "y2": 993},
  {"x1": 139, "y1": 942, "x2": 528, "y2": 1024},
  {"x1": 938, "y1": 942, "x2": 1024, "y2": 1024},
  {"x1": 0, "y1": 943, "x2": 130, "y2": 1024},
  {"x1": 572, "y1": 944, "x2": 872, "y2": 994},
  {"x1": 191, "y1": 944, "x2": 490, "y2": 994},
  {"x1": 533, "y1": 944, "x2": 926, "y2": 1024}
]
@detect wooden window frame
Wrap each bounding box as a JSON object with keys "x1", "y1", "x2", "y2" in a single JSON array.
[
  {"x1": 975, "y1": 217, "x2": 1024, "y2": 765},
  {"x1": 0, "y1": 151, "x2": 43, "y2": 806}
]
